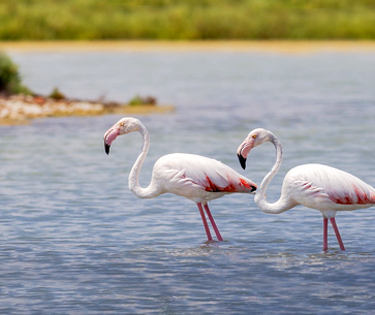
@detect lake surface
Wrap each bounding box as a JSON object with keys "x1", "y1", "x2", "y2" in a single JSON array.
[{"x1": 1, "y1": 48, "x2": 375, "y2": 314}]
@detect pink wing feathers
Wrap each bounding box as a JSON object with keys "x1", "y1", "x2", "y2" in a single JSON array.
[
  {"x1": 154, "y1": 153, "x2": 256, "y2": 195},
  {"x1": 286, "y1": 164, "x2": 375, "y2": 209}
]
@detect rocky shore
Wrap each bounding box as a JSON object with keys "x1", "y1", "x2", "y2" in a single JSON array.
[{"x1": 0, "y1": 94, "x2": 174, "y2": 125}]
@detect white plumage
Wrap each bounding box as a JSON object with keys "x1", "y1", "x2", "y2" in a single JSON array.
[
  {"x1": 237, "y1": 128, "x2": 375, "y2": 251},
  {"x1": 104, "y1": 117, "x2": 257, "y2": 242}
]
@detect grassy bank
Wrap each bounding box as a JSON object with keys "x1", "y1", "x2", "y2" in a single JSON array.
[{"x1": 0, "y1": 0, "x2": 375, "y2": 40}]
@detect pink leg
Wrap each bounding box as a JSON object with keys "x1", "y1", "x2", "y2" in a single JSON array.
[
  {"x1": 197, "y1": 203, "x2": 213, "y2": 242},
  {"x1": 323, "y1": 218, "x2": 328, "y2": 251},
  {"x1": 329, "y1": 217, "x2": 346, "y2": 251},
  {"x1": 204, "y1": 204, "x2": 224, "y2": 242}
]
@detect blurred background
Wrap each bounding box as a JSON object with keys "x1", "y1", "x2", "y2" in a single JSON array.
[
  {"x1": 0, "y1": 0, "x2": 375, "y2": 40},
  {"x1": 1, "y1": 1, "x2": 375, "y2": 315}
]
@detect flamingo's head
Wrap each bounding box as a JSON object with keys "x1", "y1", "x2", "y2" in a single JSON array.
[
  {"x1": 103, "y1": 117, "x2": 141, "y2": 154},
  {"x1": 236, "y1": 128, "x2": 273, "y2": 170}
]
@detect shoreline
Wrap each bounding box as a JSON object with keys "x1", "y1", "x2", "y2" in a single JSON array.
[
  {"x1": 1, "y1": 40, "x2": 375, "y2": 54},
  {"x1": 1, "y1": 40, "x2": 373, "y2": 126},
  {"x1": 0, "y1": 94, "x2": 175, "y2": 126}
]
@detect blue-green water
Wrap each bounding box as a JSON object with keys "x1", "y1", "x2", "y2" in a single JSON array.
[{"x1": 1, "y1": 50, "x2": 375, "y2": 314}]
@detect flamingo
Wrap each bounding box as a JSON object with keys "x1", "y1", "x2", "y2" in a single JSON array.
[
  {"x1": 236, "y1": 128, "x2": 375, "y2": 251},
  {"x1": 103, "y1": 117, "x2": 257, "y2": 242}
]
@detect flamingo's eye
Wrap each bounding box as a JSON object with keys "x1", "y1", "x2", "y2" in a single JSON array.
[
  {"x1": 120, "y1": 122, "x2": 125, "y2": 126},
  {"x1": 252, "y1": 134, "x2": 257, "y2": 139}
]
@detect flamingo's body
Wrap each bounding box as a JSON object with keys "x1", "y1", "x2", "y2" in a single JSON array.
[
  {"x1": 237, "y1": 128, "x2": 375, "y2": 251},
  {"x1": 104, "y1": 117, "x2": 257, "y2": 242}
]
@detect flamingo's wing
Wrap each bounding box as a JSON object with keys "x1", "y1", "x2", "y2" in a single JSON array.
[
  {"x1": 182, "y1": 155, "x2": 255, "y2": 193},
  {"x1": 322, "y1": 168, "x2": 375, "y2": 205},
  {"x1": 292, "y1": 179, "x2": 329, "y2": 198},
  {"x1": 287, "y1": 164, "x2": 375, "y2": 209},
  {"x1": 154, "y1": 153, "x2": 255, "y2": 194}
]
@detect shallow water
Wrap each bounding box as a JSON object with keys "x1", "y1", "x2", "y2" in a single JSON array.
[{"x1": 1, "y1": 50, "x2": 375, "y2": 314}]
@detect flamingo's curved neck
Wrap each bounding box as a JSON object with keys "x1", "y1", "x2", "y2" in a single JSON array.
[
  {"x1": 254, "y1": 133, "x2": 294, "y2": 214},
  {"x1": 128, "y1": 123, "x2": 161, "y2": 199}
]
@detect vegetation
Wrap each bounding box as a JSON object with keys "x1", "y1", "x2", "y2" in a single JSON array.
[
  {"x1": 0, "y1": 0, "x2": 375, "y2": 40},
  {"x1": 48, "y1": 87, "x2": 66, "y2": 100},
  {"x1": 128, "y1": 95, "x2": 157, "y2": 106},
  {"x1": 0, "y1": 51, "x2": 31, "y2": 95}
]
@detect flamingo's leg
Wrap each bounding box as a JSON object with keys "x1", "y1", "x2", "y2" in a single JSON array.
[
  {"x1": 197, "y1": 203, "x2": 213, "y2": 241},
  {"x1": 329, "y1": 217, "x2": 346, "y2": 251},
  {"x1": 323, "y1": 217, "x2": 328, "y2": 251},
  {"x1": 203, "y1": 204, "x2": 224, "y2": 242}
]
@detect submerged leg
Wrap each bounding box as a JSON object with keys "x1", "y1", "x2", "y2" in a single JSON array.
[
  {"x1": 329, "y1": 217, "x2": 346, "y2": 251},
  {"x1": 203, "y1": 204, "x2": 223, "y2": 242},
  {"x1": 197, "y1": 203, "x2": 213, "y2": 242},
  {"x1": 323, "y1": 218, "x2": 328, "y2": 251}
]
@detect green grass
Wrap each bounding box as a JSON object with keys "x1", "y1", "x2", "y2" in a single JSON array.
[{"x1": 0, "y1": 0, "x2": 375, "y2": 40}]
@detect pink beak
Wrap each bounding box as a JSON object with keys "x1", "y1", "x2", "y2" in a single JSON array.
[
  {"x1": 237, "y1": 141, "x2": 253, "y2": 170},
  {"x1": 103, "y1": 126, "x2": 120, "y2": 154}
]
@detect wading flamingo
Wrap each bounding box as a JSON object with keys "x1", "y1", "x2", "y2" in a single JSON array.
[
  {"x1": 104, "y1": 117, "x2": 257, "y2": 242},
  {"x1": 237, "y1": 128, "x2": 375, "y2": 251}
]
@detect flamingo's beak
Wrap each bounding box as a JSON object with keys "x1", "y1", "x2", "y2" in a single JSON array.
[
  {"x1": 237, "y1": 139, "x2": 253, "y2": 170},
  {"x1": 105, "y1": 143, "x2": 111, "y2": 155},
  {"x1": 103, "y1": 126, "x2": 121, "y2": 155},
  {"x1": 237, "y1": 153, "x2": 247, "y2": 170}
]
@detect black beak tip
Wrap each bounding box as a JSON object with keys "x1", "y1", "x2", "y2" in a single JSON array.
[
  {"x1": 105, "y1": 143, "x2": 111, "y2": 155},
  {"x1": 237, "y1": 154, "x2": 247, "y2": 170}
]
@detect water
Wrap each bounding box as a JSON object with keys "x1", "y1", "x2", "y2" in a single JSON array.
[{"x1": 1, "y1": 48, "x2": 375, "y2": 314}]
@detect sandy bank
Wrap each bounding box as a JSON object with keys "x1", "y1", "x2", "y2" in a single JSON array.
[
  {"x1": 0, "y1": 94, "x2": 174, "y2": 126},
  {"x1": 1, "y1": 40, "x2": 375, "y2": 54}
]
